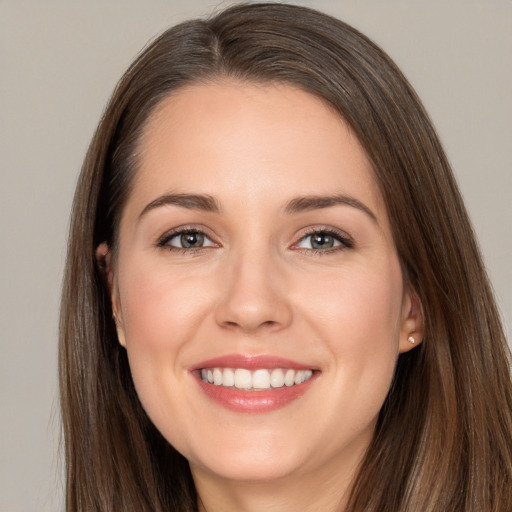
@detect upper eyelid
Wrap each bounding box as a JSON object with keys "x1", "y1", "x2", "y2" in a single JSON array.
[
  {"x1": 157, "y1": 225, "x2": 218, "y2": 246},
  {"x1": 293, "y1": 226, "x2": 353, "y2": 245}
]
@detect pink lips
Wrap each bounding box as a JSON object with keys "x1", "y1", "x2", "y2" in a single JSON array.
[
  {"x1": 191, "y1": 354, "x2": 318, "y2": 413},
  {"x1": 191, "y1": 354, "x2": 314, "y2": 371}
]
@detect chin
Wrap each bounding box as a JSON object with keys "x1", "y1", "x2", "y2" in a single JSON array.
[
  {"x1": 195, "y1": 454, "x2": 303, "y2": 482},
  {"x1": 186, "y1": 430, "x2": 309, "y2": 482}
]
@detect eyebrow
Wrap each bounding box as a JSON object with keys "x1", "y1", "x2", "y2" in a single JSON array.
[
  {"x1": 138, "y1": 192, "x2": 377, "y2": 223},
  {"x1": 139, "y1": 193, "x2": 221, "y2": 219},
  {"x1": 284, "y1": 194, "x2": 377, "y2": 223}
]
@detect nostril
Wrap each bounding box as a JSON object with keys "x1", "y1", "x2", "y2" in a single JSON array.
[{"x1": 222, "y1": 319, "x2": 278, "y2": 331}]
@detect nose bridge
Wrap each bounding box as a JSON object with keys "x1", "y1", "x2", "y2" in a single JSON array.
[{"x1": 214, "y1": 242, "x2": 292, "y2": 333}]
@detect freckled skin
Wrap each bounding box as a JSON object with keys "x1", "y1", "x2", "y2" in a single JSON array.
[{"x1": 108, "y1": 82, "x2": 422, "y2": 511}]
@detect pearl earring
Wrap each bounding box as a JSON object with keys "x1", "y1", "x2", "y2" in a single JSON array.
[{"x1": 408, "y1": 336, "x2": 416, "y2": 344}]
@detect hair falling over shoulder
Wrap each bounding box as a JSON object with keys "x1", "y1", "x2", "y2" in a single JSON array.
[{"x1": 59, "y1": 3, "x2": 512, "y2": 511}]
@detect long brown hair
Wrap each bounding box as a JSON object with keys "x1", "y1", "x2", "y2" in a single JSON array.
[{"x1": 60, "y1": 3, "x2": 512, "y2": 510}]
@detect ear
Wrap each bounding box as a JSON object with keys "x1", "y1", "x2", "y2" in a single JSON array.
[
  {"x1": 96, "y1": 242, "x2": 126, "y2": 347},
  {"x1": 398, "y1": 284, "x2": 424, "y2": 353}
]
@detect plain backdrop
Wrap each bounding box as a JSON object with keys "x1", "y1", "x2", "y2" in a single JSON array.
[{"x1": 1, "y1": 1, "x2": 510, "y2": 510}]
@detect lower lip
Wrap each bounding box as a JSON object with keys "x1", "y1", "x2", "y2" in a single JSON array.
[{"x1": 195, "y1": 374, "x2": 317, "y2": 413}]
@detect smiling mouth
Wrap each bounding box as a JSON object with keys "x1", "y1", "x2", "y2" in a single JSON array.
[{"x1": 200, "y1": 367, "x2": 314, "y2": 390}]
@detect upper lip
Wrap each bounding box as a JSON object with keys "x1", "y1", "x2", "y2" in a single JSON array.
[{"x1": 190, "y1": 354, "x2": 317, "y2": 371}]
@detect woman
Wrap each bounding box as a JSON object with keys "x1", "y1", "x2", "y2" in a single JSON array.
[{"x1": 59, "y1": 3, "x2": 512, "y2": 511}]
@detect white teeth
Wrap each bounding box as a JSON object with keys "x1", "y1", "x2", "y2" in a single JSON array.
[
  {"x1": 213, "y1": 368, "x2": 223, "y2": 385},
  {"x1": 223, "y1": 368, "x2": 235, "y2": 387},
  {"x1": 234, "y1": 369, "x2": 252, "y2": 389},
  {"x1": 270, "y1": 368, "x2": 285, "y2": 388},
  {"x1": 200, "y1": 367, "x2": 314, "y2": 390},
  {"x1": 284, "y1": 369, "x2": 295, "y2": 387},
  {"x1": 252, "y1": 369, "x2": 271, "y2": 389},
  {"x1": 294, "y1": 370, "x2": 305, "y2": 385}
]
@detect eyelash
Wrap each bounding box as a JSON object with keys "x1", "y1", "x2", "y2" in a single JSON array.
[
  {"x1": 293, "y1": 228, "x2": 354, "y2": 254},
  {"x1": 157, "y1": 226, "x2": 354, "y2": 255},
  {"x1": 157, "y1": 226, "x2": 218, "y2": 255}
]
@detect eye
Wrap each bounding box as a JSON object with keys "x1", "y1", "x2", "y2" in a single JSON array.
[
  {"x1": 295, "y1": 229, "x2": 353, "y2": 251},
  {"x1": 159, "y1": 229, "x2": 216, "y2": 250}
]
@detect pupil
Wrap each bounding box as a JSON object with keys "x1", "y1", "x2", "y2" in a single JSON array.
[
  {"x1": 181, "y1": 232, "x2": 204, "y2": 248},
  {"x1": 312, "y1": 233, "x2": 333, "y2": 249}
]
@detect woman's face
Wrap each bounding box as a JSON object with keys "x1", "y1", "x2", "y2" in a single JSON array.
[{"x1": 107, "y1": 81, "x2": 421, "y2": 486}]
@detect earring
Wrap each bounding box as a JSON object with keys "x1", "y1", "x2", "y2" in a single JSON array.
[{"x1": 408, "y1": 336, "x2": 416, "y2": 344}]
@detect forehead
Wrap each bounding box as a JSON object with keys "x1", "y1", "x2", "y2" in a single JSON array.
[{"x1": 128, "y1": 80, "x2": 386, "y2": 220}]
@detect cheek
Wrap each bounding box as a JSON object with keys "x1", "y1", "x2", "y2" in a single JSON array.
[
  {"x1": 118, "y1": 257, "x2": 214, "y2": 352},
  {"x1": 115, "y1": 257, "x2": 217, "y2": 411},
  {"x1": 302, "y1": 257, "x2": 402, "y2": 340},
  {"x1": 115, "y1": 257, "x2": 221, "y2": 445},
  {"x1": 296, "y1": 257, "x2": 404, "y2": 406}
]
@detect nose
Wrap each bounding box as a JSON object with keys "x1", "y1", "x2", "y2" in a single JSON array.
[{"x1": 214, "y1": 249, "x2": 293, "y2": 334}]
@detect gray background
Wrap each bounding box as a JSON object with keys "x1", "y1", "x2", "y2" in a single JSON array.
[{"x1": 1, "y1": 1, "x2": 510, "y2": 510}]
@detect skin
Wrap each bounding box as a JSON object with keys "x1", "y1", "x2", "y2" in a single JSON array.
[{"x1": 99, "y1": 81, "x2": 423, "y2": 512}]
